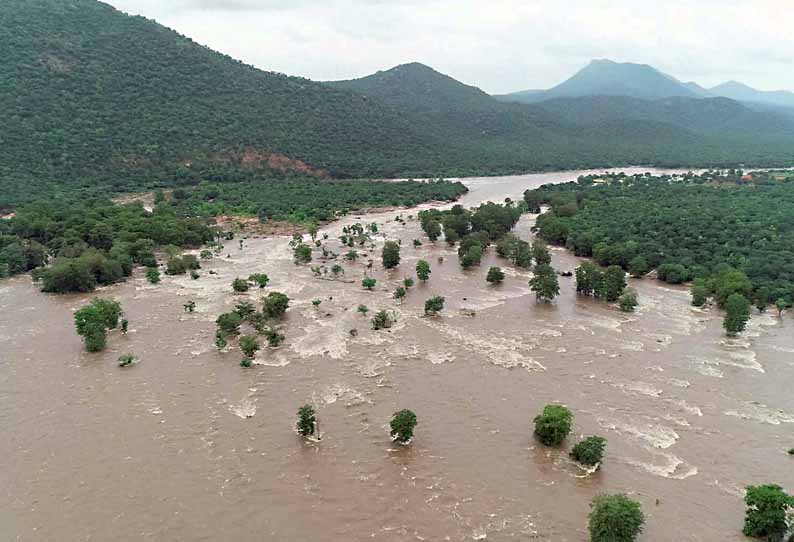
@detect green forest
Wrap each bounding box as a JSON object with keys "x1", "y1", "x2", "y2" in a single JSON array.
[
  {"x1": 161, "y1": 179, "x2": 467, "y2": 224},
  {"x1": 530, "y1": 170, "x2": 794, "y2": 305}
]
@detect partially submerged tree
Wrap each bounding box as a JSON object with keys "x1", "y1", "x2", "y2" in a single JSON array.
[
  {"x1": 775, "y1": 298, "x2": 787, "y2": 317},
  {"x1": 249, "y1": 273, "x2": 270, "y2": 288},
  {"x1": 146, "y1": 267, "x2": 160, "y2": 284},
  {"x1": 357, "y1": 304, "x2": 369, "y2": 316},
  {"x1": 232, "y1": 277, "x2": 249, "y2": 293},
  {"x1": 263, "y1": 292, "x2": 290, "y2": 319},
  {"x1": 372, "y1": 309, "x2": 395, "y2": 330},
  {"x1": 416, "y1": 260, "x2": 431, "y2": 282},
  {"x1": 216, "y1": 312, "x2": 243, "y2": 336},
  {"x1": 529, "y1": 264, "x2": 559, "y2": 302},
  {"x1": 724, "y1": 293, "x2": 751, "y2": 336},
  {"x1": 424, "y1": 296, "x2": 445, "y2": 316},
  {"x1": 118, "y1": 354, "x2": 137, "y2": 367},
  {"x1": 570, "y1": 436, "x2": 607, "y2": 467},
  {"x1": 239, "y1": 335, "x2": 260, "y2": 359},
  {"x1": 293, "y1": 243, "x2": 312, "y2": 264},
  {"x1": 742, "y1": 484, "x2": 792, "y2": 540},
  {"x1": 618, "y1": 289, "x2": 639, "y2": 312},
  {"x1": 533, "y1": 404, "x2": 572, "y2": 446},
  {"x1": 691, "y1": 278, "x2": 709, "y2": 307},
  {"x1": 390, "y1": 409, "x2": 417, "y2": 444},
  {"x1": 589, "y1": 494, "x2": 645, "y2": 542},
  {"x1": 362, "y1": 277, "x2": 377, "y2": 291},
  {"x1": 297, "y1": 405, "x2": 317, "y2": 437},
  {"x1": 74, "y1": 298, "x2": 123, "y2": 352},
  {"x1": 393, "y1": 286, "x2": 406, "y2": 302},
  {"x1": 382, "y1": 241, "x2": 401, "y2": 269},
  {"x1": 486, "y1": 266, "x2": 505, "y2": 284}
]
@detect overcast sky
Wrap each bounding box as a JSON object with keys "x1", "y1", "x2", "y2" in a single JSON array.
[{"x1": 106, "y1": 0, "x2": 794, "y2": 94}]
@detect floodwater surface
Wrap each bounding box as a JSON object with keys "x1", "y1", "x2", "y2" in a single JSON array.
[{"x1": 2, "y1": 168, "x2": 793, "y2": 541}]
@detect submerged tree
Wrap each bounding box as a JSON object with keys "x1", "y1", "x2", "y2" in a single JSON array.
[
  {"x1": 297, "y1": 405, "x2": 317, "y2": 437},
  {"x1": 293, "y1": 243, "x2": 312, "y2": 264},
  {"x1": 533, "y1": 404, "x2": 572, "y2": 446},
  {"x1": 589, "y1": 494, "x2": 645, "y2": 542},
  {"x1": 118, "y1": 354, "x2": 137, "y2": 367},
  {"x1": 393, "y1": 286, "x2": 406, "y2": 302},
  {"x1": 390, "y1": 409, "x2": 418, "y2": 443}
]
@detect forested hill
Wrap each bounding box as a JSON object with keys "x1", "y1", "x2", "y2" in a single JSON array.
[
  {"x1": 0, "y1": 0, "x2": 456, "y2": 208},
  {"x1": 3, "y1": 0, "x2": 794, "y2": 212}
]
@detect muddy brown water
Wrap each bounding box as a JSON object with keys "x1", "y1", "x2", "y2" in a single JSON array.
[{"x1": 2, "y1": 168, "x2": 793, "y2": 541}]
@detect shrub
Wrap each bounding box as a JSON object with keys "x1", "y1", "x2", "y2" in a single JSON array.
[
  {"x1": 533, "y1": 404, "x2": 572, "y2": 446},
  {"x1": 570, "y1": 436, "x2": 607, "y2": 466},
  {"x1": 118, "y1": 354, "x2": 136, "y2": 367},
  {"x1": 589, "y1": 494, "x2": 645, "y2": 542},
  {"x1": 390, "y1": 409, "x2": 417, "y2": 443},
  {"x1": 264, "y1": 327, "x2": 285, "y2": 347},
  {"x1": 166, "y1": 256, "x2": 187, "y2": 275},
  {"x1": 232, "y1": 277, "x2": 249, "y2": 293},
  {"x1": 618, "y1": 289, "x2": 639, "y2": 312},
  {"x1": 146, "y1": 267, "x2": 161, "y2": 284},
  {"x1": 293, "y1": 244, "x2": 312, "y2": 264},
  {"x1": 372, "y1": 310, "x2": 394, "y2": 330}
]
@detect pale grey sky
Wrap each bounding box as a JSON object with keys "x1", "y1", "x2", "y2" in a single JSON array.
[{"x1": 106, "y1": 0, "x2": 794, "y2": 94}]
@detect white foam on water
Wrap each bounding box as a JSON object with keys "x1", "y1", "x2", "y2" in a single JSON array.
[
  {"x1": 230, "y1": 397, "x2": 256, "y2": 418},
  {"x1": 724, "y1": 401, "x2": 794, "y2": 425},
  {"x1": 598, "y1": 418, "x2": 679, "y2": 449},
  {"x1": 627, "y1": 452, "x2": 698, "y2": 480},
  {"x1": 607, "y1": 379, "x2": 663, "y2": 398},
  {"x1": 315, "y1": 383, "x2": 370, "y2": 407}
]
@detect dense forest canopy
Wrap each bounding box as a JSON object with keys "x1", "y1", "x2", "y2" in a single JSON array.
[
  {"x1": 161, "y1": 179, "x2": 468, "y2": 224},
  {"x1": 3, "y1": 0, "x2": 794, "y2": 212},
  {"x1": 530, "y1": 170, "x2": 794, "y2": 304}
]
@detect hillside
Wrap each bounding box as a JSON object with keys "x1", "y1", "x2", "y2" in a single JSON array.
[
  {"x1": 499, "y1": 59, "x2": 700, "y2": 103},
  {"x1": 0, "y1": 0, "x2": 460, "y2": 209},
  {"x1": 532, "y1": 95, "x2": 794, "y2": 138},
  {"x1": 710, "y1": 81, "x2": 794, "y2": 109}
]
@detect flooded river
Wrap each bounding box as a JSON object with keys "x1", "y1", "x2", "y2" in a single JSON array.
[{"x1": 2, "y1": 168, "x2": 793, "y2": 541}]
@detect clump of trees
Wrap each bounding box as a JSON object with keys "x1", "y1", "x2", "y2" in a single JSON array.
[
  {"x1": 214, "y1": 292, "x2": 289, "y2": 355},
  {"x1": 533, "y1": 404, "x2": 572, "y2": 446},
  {"x1": 74, "y1": 298, "x2": 123, "y2": 352},
  {"x1": 570, "y1": 436, "x2": 607, "y2": 467},
  {"x1": 588, "y1": 494, "x2": 645, "y2": 542},
  {"x1": 390, "y1": 409, "x2": 417, "y2": 444},
  {"x1": 742, "y1": 485, "x2": 792, "y2": 541},
  {"x1": 232, "y1": 277, "x2": 249, "y2": 293},
  {"x1": 249, "y1": 273, "x2": 270, "y2": 288},
  {"x1": 293, "y1": 243, "x2": 312, "y2": 264},
  {"x1": 263, "y1": 292, "x2": 290, "y2": 319},
  {"x1": 575, "y1": 262, "x2": 627, "y2": 303}
]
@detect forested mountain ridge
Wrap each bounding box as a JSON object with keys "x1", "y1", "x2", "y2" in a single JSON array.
[{"x1": 3, "y1": 0, "x2": 794, "y2": 213}]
